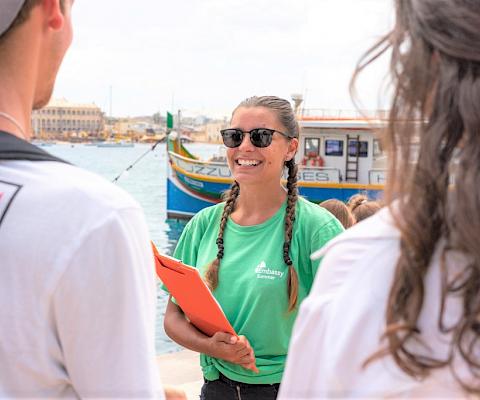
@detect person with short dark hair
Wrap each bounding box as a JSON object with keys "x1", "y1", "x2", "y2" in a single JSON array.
[
  {"x1": 280, "y1": 0, "x2": 480, "y2": 397},
  {"x1": 0, "y1": 1, "x2": 173, "y2": 398}
]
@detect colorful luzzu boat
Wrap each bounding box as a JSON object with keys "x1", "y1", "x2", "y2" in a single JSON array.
[{"x1": 166, "y1": 118, "x2": 386, "y2": 219}]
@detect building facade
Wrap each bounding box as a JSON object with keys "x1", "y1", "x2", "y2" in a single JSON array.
[
  {"x1": 31, "y1": 98, "x2": 104, "y2": 139},
  {"x1": 205, "y1": 120, "x2": 227, "y2": 143}
]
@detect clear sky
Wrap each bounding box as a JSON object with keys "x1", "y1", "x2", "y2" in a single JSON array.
[{"x1": 53, "y1": 0, "x2": 394, "y2": 118}]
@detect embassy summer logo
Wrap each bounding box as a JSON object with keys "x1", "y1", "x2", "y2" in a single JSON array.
[{"x1": 255, "y1": 261, "x2": 285, "y2": 281}]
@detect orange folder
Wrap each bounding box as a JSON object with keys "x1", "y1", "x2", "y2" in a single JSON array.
[{"x1": 152, "y1": 243, "x2": 236, "y2": 337}]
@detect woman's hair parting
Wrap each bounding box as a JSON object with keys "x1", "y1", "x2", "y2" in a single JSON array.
[
  {"x1": 351, "y1": 0, "x2": 480, "y2": 393},
  {"x1": 205, "y1": 96, "x2": 300, "y2": 312}
]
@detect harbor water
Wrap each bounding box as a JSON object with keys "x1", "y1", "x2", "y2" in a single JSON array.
[{"x1": 48, "y1": 142, "x2": 222, "y2": 354}]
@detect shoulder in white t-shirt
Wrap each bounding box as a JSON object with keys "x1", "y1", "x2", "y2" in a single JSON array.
[{"x1": 279, "y1": 207, "x2": 473, "y2": 399}]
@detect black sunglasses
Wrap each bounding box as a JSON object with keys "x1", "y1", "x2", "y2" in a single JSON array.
[{"x1": 220, "y1": 128, "x2": 289, "y2": 148}]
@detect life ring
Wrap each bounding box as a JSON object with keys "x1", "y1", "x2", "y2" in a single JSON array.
[{"x1": 302, "y1": 151, "x2": 324, "y2": 167}]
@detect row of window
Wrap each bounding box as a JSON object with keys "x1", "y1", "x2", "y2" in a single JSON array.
[
  {"x1": 305, "y1": 138, "x2": 372, "y2": 158},
  {"x1": 38, "y1": 120, "x2": 100, "y2": 127},
  {"x1": 36, "y1": 109, "x2": 101, "y2": 116},
  {"x1": 39, "y1": 127, "x2": 101, "y2": 132}
]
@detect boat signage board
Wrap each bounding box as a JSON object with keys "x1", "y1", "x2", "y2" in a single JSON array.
[
  {"x1": 170, "y1": 152, "x2": 232, "y2": 179},
  {"x1": 298, "y1": 168, "x2": 340, "y2": 183},
  {"x1": 172, "y1": 152, "x2": 343, "y2": 183}
]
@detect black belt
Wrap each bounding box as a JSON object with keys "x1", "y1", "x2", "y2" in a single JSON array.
[{"x1": 210, "y1": 372, "x2": 280, "y2": 388}]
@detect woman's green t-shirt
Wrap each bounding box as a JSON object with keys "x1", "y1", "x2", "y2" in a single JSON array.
[{"x1": 167, "y1": 196, "x2": 343, "y2": 384}]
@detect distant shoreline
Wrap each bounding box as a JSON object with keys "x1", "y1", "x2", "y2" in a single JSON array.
[{"x1": 31, "y1": 139, "x2": 223, "y2": 145}]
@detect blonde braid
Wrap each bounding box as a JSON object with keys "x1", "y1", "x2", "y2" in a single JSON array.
[
  {"x1": 204, "y1": 181, "x2": 240, "y2": 291},
  {"x1": 284, "y1": 158, "x2": 299, "y2": 311}
]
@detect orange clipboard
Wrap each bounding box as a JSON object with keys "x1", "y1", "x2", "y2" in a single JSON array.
[{"x1": 152, "y1": 243, "x2": 236, "y2": 337}]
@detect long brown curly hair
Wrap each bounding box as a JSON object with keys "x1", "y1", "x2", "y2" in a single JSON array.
[
  {"x1": 205, "y1": 96, "x2": 300, "y2": 312},
  {"x1": 352, "y1": 0, "x2": 480, "y2": 393}
]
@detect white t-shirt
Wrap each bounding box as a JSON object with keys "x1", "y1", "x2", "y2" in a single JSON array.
[
  {"x1": 279, "y1": 207, "x2": 475, "y2": 399},
  {"x1": 0, "y1": 159, "x2": 164, "y2": 399}
]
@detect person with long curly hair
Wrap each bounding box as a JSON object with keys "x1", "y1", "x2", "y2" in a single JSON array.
[
  {"x1": 163, "y1": 96, "x2": 343, "y2": 399},
  {"x1": 280, "y1": 0, "x2": 480, "y2": 397}
]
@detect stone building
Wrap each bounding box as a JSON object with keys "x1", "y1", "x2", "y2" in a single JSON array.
[
  {"x1": 31, "y1": 98, "x2": 104, "y2": 139},
  {"x1": 205, "y1": 120, "x2": 227, "y2": 143}
]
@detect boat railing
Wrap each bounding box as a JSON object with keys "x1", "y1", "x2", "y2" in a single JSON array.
[
  {"x1": 368, "y1": 169, "x2": 387, "y2": 185},
  {"x1": 300, "y1": 109, "x2": 389, "y2": 120}
]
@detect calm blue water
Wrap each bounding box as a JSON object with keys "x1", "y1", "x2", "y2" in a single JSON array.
[{"x1": 48, "y1": 141, "x2": 222, "y2": 354}]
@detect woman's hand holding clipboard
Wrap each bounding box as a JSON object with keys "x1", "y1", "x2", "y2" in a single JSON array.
[
  {"x1": 151, "y1": 242, "x2": 235, "y2": 336},
  {"x1": 151, "y1": 242, "x2": 259, "y2": 373}
]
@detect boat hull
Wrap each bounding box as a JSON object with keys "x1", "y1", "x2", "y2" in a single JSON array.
[{"x1": 167, "y1": 177, "x2": 220, "y2": 219}]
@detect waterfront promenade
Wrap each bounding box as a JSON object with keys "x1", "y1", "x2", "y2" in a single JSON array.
[{"x1": 157, "y1": 349, "x2": 203, "y2": 399}]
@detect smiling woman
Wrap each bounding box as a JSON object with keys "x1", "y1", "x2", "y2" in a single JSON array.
[{"x1": 162, "y1": 95, "x2": 344, "y2": 400}]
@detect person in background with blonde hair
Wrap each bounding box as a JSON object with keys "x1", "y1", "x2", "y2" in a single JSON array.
[
  {"x1": 347, "y1": 193, "x2": 382, "y2": 223},
  {"x1": 280, "y1": 0, "x2": 480, "y2": 397},
  {"x1": 163, "y1": 96, "x2": 343, "y2": 399},
  {"x1": 319, "y1": 199, "x2": 355, "y2": 229}
]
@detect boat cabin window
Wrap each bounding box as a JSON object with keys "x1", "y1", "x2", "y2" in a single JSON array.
[
  {"x1": 325, "y1": 139, "x2": 344, "y2": 156},
  {"x1": 304, "y1": 137, "x2": 320, "y2": 156},
  {"x1": 348, "y1": 140, "x2": 369, "y2": 157}
]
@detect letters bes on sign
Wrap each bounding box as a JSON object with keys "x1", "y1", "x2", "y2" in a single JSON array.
[{"x1": 298, "y1": 169, "x2": 340, "y2": 182}]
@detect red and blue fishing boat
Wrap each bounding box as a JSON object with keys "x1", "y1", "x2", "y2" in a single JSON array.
[{"x1": 167, "y1": 116, "x2": 386, "y2": 219}]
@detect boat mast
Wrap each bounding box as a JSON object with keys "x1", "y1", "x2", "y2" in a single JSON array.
[{"x1": 291, "y1": 94, "x2": 304, "y2": 117}]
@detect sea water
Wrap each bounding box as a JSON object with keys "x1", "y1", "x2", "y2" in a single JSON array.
[{"x1": 48, "y1": 141, "x2": 222, "y2": 353}]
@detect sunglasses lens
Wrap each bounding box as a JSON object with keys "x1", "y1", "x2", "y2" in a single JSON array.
[
  {"x1": 250, "y1": 129, "x2": 273, "y2": 148},
  {"x1": 221, "y1": 128, "x2": 275, "y2": 148},
  {"x1": 221, "y1": 129, "x2": 243, "y2": 148}
]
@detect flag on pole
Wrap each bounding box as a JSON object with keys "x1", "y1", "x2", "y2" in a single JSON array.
[{"x1": 167, "y1": 112, "x2": 174, "y2": 130}]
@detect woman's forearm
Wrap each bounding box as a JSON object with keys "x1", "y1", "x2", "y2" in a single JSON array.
[{"x1": 164, "y1": 298, "x2": 213, "y2": 354}]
